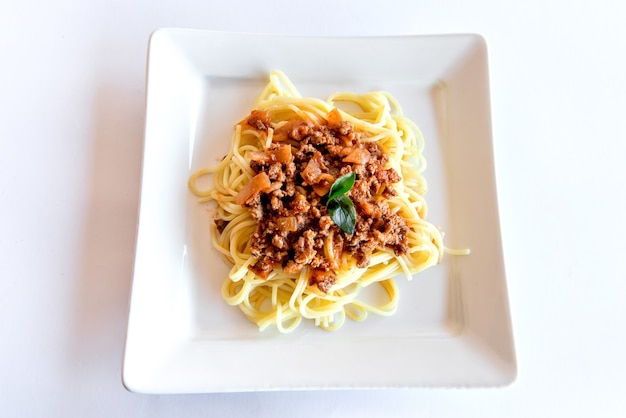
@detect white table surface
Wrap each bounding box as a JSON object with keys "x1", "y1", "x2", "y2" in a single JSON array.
[{"x1": 1, "y1": 1, "x2": 625, "y2": 416}]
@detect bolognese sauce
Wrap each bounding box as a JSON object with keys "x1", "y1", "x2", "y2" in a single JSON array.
[{"x1": 230, "y1": 109, "x2": 410, "y2": 293}]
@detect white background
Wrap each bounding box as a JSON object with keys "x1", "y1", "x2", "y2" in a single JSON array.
[{"x1": 1, "y1": 1, "x2": 625, "y2": 417}]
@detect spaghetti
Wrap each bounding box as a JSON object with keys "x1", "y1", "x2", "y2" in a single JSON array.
[{"x1": 189, "y1": 71, "x2": 444, "y2": 332}]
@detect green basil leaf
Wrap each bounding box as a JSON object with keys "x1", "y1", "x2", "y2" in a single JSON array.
[
  {"x1": 328, "y1": 195, "x2": 356, "y2": 235},
  {"x1": 327, "y1": 172, "x2": 356, "y2": 202}
]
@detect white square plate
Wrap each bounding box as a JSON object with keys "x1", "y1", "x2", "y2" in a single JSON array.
[{"x1": 123, "y1": 29, "x2": 516, "y2": 393}]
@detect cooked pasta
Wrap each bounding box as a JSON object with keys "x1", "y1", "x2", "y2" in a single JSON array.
[{"x1": 189, "y1": 70, "x2": 444, "y2": 332}]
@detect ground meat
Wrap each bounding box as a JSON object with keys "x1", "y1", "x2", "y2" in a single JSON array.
[
  {"x1": 309, "y1": 269, "x2": 336, "y2": 293},
  {"x1": 268, "y1": 163, "x2": 286, "y2": 182},
  {"x1": 222, "y1": 110, "x2": 410, "y2": 292},
  {"x1": 247, "y1": 110, "x2": 271, "y2": 131},
  {"x1": 247, "y1": 195, "x2": 264, "y2": 221},
  {"x1": 214, "y1": 219, "x2": 229, "y2": 233}
]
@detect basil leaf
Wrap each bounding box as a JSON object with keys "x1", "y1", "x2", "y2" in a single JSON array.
[
  {"x1": 327, "y1": 172, "x2": 356, "y2": 203},
  {"x1": 328, "y1": 195, "x2": 356, "y2": 235}
]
